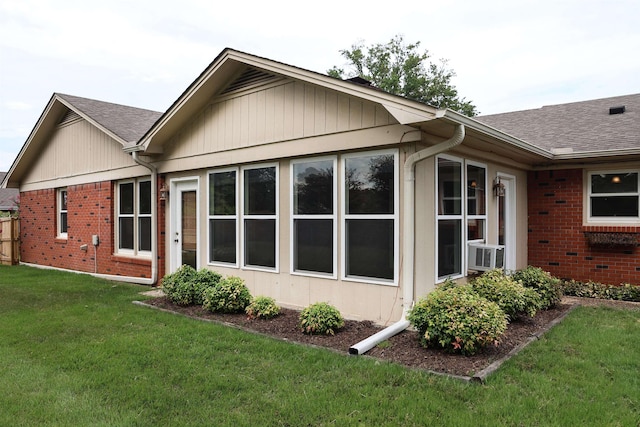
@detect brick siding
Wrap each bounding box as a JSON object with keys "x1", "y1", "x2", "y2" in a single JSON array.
[
  {"x1": 528, "y1": 169, "x2": 639, "y2": 285},
  {"x1": 20, "y1": 179, "x2": 165, "y2": 283}
]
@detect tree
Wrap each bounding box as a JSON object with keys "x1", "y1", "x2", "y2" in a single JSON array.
[{"x1": 328, "y1": 35, "x2": 478, "y2": 116}]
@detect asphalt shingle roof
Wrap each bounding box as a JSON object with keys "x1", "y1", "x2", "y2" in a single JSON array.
[
  {"x1": 57, "y1": 94, "x2": 163, "y2": 144},
  {"x1": 475, "y1": 93, "x2": 640, "y2": 154},
  {"x1": 0, "y1": 172, "x2": 19, "y2": 210}
]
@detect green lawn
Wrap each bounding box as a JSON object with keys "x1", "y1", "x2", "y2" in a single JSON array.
[{"x1": 1, "y1": 265, "x2": 638, "y2": 426}]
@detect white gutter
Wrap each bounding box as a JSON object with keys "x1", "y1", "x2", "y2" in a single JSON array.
[
  {"x1": 349, "y1": 123, "x2": 465, "y2": 355},
  {"x1": 130, "y1": 151, "x2": 158, "y2": 286}
]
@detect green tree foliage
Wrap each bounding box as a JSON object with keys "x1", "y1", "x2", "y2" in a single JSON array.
[{"x1": 328, "y1": 34, "x2": 477, "y2": 116}]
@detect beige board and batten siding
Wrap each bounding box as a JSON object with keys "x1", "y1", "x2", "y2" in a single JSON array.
[
  {"x1": 21, "y1": 118, "x2": 147, "y2": 191},
  {"x1": 160, "y1": 80, "x2": 398, "y2": 170}
]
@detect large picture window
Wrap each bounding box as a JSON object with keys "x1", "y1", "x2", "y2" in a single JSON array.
[
  {"x1": 208, "y1": 169, "x2": 238, "y2": 266},
  {"x1": 436, "y1": 156, "x2": 487, "y2": 280},
  {"x1": 588, "y1": 171, "x2": 639, "y2": 222},
  {"x1": 291, "y1": 157, "x2": 336, "y2": 276},
  {"x1": 242, "y1": 164, "x2": 278, "y2": 270},
  {"x1": 342, "y1": 150, "x2": 398, "y2": 283},
  {"x1": 117, "y1": 178, "x2": 151, "y2": 255},
  {"x1": 57, "y1": 188, "x2": 68, "y2": 238}
]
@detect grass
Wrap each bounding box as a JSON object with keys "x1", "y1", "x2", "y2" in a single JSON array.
[{"x1": 1, "y1": 265, "x2": 639, "y2": 426}]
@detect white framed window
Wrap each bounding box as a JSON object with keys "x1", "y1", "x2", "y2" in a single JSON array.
[
  {"x1": 588, "y1": 170, "x2": 639, "y2": 223},
  {"x1": 241, "y1": 163, "x2": 278, "y2": 271},
  {"x1": 208, "y1": 168, "x2": 239, "y2": 267},
  {"x1": 342, "y1": 149, "x2": 399, "y2": 285},
  {"x1": 436, "y1": 155, "x2": 487, "y2": 280},
  {"x1": 291, "y1": 156, "x2": 337, "y2": 278},
  {"x1": 57, "y1": 188, "x2": 68, "y2": 238},
  {"x1": 117, "y1": 178, "x2": 152, "y2": 256}
]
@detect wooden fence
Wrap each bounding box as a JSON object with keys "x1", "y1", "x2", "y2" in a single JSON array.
[{"x1": 0, "y1": 217, "x2": 19, "y2": 265}]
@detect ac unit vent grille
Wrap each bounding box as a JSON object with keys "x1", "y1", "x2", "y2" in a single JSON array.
[{"x1": 468, "y1": 244, "x2": 505, "y2": 271}]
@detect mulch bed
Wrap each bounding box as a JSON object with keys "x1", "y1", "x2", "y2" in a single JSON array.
[{"x1": 142, "y1": 296, "x2": 577, "y2": 379}]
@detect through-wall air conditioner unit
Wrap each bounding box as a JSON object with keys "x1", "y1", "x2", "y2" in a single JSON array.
[{"x1": 468, "y1": 243, "x2": 505, "y2": 271}]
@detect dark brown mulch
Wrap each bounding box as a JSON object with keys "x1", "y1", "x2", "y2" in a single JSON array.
[{"x1": 143, "y1": 296, "x2": 574, "y2": 378}]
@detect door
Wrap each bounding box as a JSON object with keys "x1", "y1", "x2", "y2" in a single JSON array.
[
  {"x1": 497, "y1": 174, "x2": 516, "y2": 271},
  {"x1": 171, "y1": 179, "x2": 199, "y2": 271}
]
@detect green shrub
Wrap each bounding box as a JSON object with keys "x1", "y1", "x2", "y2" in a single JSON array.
[
  {"x1": 562, "y1": 280, "x2": 640, "y2": 302},
  {"x1": 161, "y1": 265, "x2": 197, "y2": 306},
  {"x1": 193, "y1": 269, "x2": 223, "y2": 306},
  {"x1": 202, "y1": 276, "x2": 252, "y2": 313},
  {"x1": 299, "y1": 302, "x2": 345, "y2": 335},
  {"x1": 513, "y1": 266, "x2": 562, "y2": 309},
  {"x1": 408, "y1": 286, "x2": 508, "y2": 355},
  {"x1": 471, "y1": 269, "x2": 542, "y2": 319},
  {"x1": 245, "y1": 296, "x2": 280, "y2": 319}
]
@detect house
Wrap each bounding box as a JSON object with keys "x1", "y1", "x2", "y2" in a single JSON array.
[
  {"x1": 0, "y1": 172, "x2": 19, "y2": 214},
  {"x1": 476, "y1": 94, "x2": 640, "y2": 285},
  {"x1": 2, "y1": 49, "x2": 638, "y2": 327}
]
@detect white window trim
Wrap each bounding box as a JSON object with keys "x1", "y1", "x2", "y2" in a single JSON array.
[
  {"x1": 207, "y1": 167, "x2": 240, "y2": 268},
  {"x1": 587, "y1": 169, "x2": 640, "y2": 224},
  {"x1": 290, "y1": 156, "x2": 338, "y2": 279},
  {"x1": 116, "y1": 178, "x2": 152, "y2": 257},
  {"x1": 435, "y1": 156, "x2": 488, "y2": 282},
  {"x1": 341, "y1": 149, "x2": 399, "y2": 286},
  {"x1": 57, "y1": 188, "x2": 68, "y2": 239},
  {"x1": 241, "y1": 163, "x2": 279, "y2": 272}
]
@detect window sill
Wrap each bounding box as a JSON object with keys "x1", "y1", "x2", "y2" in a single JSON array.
[{"x1": 111, "y1": 254, "x2": 152, "y2": 266}]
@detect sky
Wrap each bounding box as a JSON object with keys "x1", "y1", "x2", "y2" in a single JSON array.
[{"x1": 1, "y1": 0, "x2": 639, "y2": 172}]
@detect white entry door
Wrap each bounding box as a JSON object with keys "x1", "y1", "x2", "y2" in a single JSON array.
[
  {"x1": 497, "y1": 174, "x2": 517, "y2": 272},
  {"x1": 171, "y1": 179, "x2": 199, "y2": 271}
]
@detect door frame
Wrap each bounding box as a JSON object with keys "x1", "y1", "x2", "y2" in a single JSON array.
[
  {"x1": 169, "y1": 177, "x2": 200, "y2": 272},
  {"x1": 496, "y1": 172, "x2": 517, "y2": 272}
]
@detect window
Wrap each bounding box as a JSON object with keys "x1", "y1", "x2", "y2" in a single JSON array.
[
  {"x1": 117, "y1": 178, "x2": 151, "y2": 255},
  {"x1": 342, "y1": 150, "x2": 398, "y2": 284},
  {"x1": 242, "y1": 164, "x2": 278, "y2": 270},
  {"x1": 57, "y1": 188, "x2": 68, "y2": 238},
  {"x1": 291, "y1": 157, "x2": 337, "y2": 276},
  {"x1": 436, "y1": 156, "x2": 487, "y2": 280},
  {"x1": 588, "y1": 171, "x2": 639, "y2": 222},
  {"x1": 208, "y1": 169, "x2": 238, "y2": 266}
]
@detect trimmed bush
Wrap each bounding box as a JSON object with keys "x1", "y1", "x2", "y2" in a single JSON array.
[
  {"x1": 562, "y1": 280, "x2": 640, "y2": 302},
  {"x1": 193, "y1": 269, "x2": 223, "y2": 306},
  {"x1": 202, "y1": 276, "x2": 251, "y2": 313},
  {"x1": 513, "y1": 266, "x2": 562, "y2": 309},
  {"x1": 299, "y1": 302, "x2": 345, "y2": 335},
  {"x1": 471, "y1": 269, "x2": 542, "y2": 319},
  {"x1": 245, "y1": 296, "x2": 280, "y2": 319},
  {"x1": 161, "y1": 265, "x2": 197, "y2": 306},
  {"x1": 408, "y1": 286, "x2": 508, "y2": 355}
]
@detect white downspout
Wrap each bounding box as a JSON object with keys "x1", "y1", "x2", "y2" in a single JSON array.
[{"x1": 349, "y1": 123, "x2": 465, "y2": 355}]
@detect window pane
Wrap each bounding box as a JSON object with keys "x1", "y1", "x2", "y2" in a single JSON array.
[
  {"x1": 346, "y1": 219, "x2": 394, "y2": 280},
  {"x1": 60, "y1": 212, "x2": 68, "y2": 233},
  {"x1": 467, "y1": 219, "x2": 485, "y2": 240},
  {"x1": 346, "y1": 154, "x2": 394, "y2": 214},
  {"x1": 438, "y1": 219, "x2": 461, "y2": 278},
  {"x1": 138, "y1": 217, "x2": 151, "y2": 251},
  {"x1": 119, "y1": 217, "x2": 134, "y2": 250},
  {"x1": 119, "y1": 183, "x2": 134, "y2": 214},
  {"x1": 245, "y1": 167, "x2": 276, "y2": 215},
  {"x1": 592, "y1": 173, "x2": 638, "y2": 194},
  {"x1": 467, "y1": 165, "x2": 486, "y2": 215},
  {"x1": 210, "y1": 171, "x2": 236, "y2": 215},
  {"x1": 139, "y1": 181, "x2": 151, "y2": 215},
  {"x1": 438, "y1": 158, "x2": 461, "y2": 215},
  {"x1": 591, "y1": 196, "x2": 639, "y2": 217},
  {"x1": 60, "y1": 190, "x2": 67, "y2": 210},
  {"x1": 210, "y1": 219, "x2": 236, "y2": 264},
  {"x1": 245, "y1": 219, "x2": 276, "y2": 268},
  {"x1": 293, "y1": 160, "x2": 333, "y2": 214},
  {"x1": 294, "y1": 219, "x2": 333, "y2": 274}
]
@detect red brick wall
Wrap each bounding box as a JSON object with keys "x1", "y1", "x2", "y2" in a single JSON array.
[
  {"x1": 528, "y1": 169, "x2": 640, "y2": 285},
  {"x1": 20, "y1": 180, "x2": 164, "y2": 283}
]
